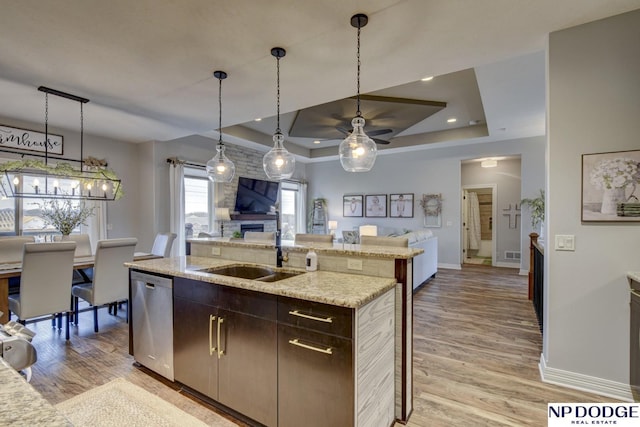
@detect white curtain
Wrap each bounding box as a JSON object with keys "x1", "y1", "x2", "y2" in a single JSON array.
[
  {"x1": 468, "y1": 191, "x2": 481, "y2": 250},
  {"x1": 169, "y1": 162, "x2": 185, "y2": 256},
  {"x1": 296, "y1": 182, "x2": 307, "y2": 234},
  {"x1": 83, "y1": 200, "x2": 107, "y2": 253}
]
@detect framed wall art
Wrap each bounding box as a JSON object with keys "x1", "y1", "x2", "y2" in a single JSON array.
[
  {"x1": 420, "y1": 193, "x2": 442, "y2": 227},
  {"x1": 390, "y1": 193, "x2": 414, "y2": 218},
  {"x1": 581, "y1": 149, "x2": 640, "y2": 222},
  {"x1": 365, "y1": 194, "x2": 387, "y2": 217},
  {"x1": 343, "y1": 195, "x2": 363, "y2": 217}
]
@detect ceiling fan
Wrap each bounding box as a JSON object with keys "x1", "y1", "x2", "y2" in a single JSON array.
[{"x1": 288, "y1": 94, "x2": 447, "y2": 144}]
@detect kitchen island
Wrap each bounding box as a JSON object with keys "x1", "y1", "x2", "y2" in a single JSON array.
[{"x1": 127, "y1": 255, "x2": 398, "y2": 427}]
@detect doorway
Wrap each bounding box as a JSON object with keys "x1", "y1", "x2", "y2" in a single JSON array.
[{"x1": 462, "y1": 185, "x2": 497, "y2": 266}]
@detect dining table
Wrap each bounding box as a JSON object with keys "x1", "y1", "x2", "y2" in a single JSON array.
[{"x1": 0, "y1": 252, "x2": 160, "y2": 324}]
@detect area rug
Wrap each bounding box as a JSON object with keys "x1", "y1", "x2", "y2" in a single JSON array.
[
  {"x1": 55, "y1": 378, "x2": 212, "y2": 427},
  {"x1": 465, "y1": 257, "x2": 492, "y2": 266}
]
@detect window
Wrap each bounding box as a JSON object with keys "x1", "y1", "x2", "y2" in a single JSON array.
[
  {"x1": 280, "y1": 181, "x2": 306, "y2": 241},
  {"x1": 184, "y1": 167, "x2": 214, "y2": 237}
]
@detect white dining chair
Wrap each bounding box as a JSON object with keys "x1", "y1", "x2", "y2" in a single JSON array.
[
  {"x1": 8, "y1": 241, "x2": 77, "y2": 340},
  {"x1": 0, "y1": 236, "x2": 36, "y2": 296},
  {"x1": 244, "y1": 231, "x2": 276, "y2": 243},
  {"x1": 53, "y1": 234, "x2": 92, "y2": 257},
  {"x1": 294, "y1": 233, "x2": 333, "y2": 244},
  {"x1": 71, "y1": 238, "x2": 137, "y2": 332},
  {"x1": 151, "y1": 232, "x2": 177, "y2": 257}
]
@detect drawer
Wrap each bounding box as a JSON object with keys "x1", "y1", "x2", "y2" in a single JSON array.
[
  {"x1": 173, "y1": 276, "x2": 217, "y2": 305},
  {"x1": 278, "y1": 296, "x2": 353, "y2": 339},
  {"x1": 218, "y1": 286, "x2": 277, "y2": 321}
]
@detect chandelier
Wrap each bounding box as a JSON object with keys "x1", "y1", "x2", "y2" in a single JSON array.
[{"x1": 0, "y1": 86, "x2": 122, "y2": 200}]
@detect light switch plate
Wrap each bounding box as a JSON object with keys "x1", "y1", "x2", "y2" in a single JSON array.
[
  {"x1": 555, "y1": 235, "x2": 575, "y2": 251},
  {"x1": 347, "y1": 259, "x2": 363, "y2": 270},
  {"x1": 211, "y1": 247, "x2": 221, "y2": 256}
]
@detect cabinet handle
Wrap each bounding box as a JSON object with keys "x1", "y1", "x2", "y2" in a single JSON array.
[
  {"x1": 217, "y1": 317, "x2": 224, "y2": 359},
  {"x1": 631, "y1": 289, "x2": 640, "y2": 298},
  {"x1": 288, "y1": 338, "x2": 333, "y2": 355},
  {"x1": 209, "y1": 315, "x2": 217, "y2": 356},
  {"x1": 145, "y1": 283, "x2": 155, "y2": 289},
  {"x1": 288, "y1": 310, "x2": 333, "y2": 323}
]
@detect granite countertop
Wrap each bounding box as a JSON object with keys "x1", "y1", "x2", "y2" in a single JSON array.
[
  {"x1": 628, "y1": 272, "x2": 640, "y2": 283},
  {"x1": 188, "y1": 237, "x2": 424, "y2": 259},
  {"x1": 126, "y1": 256, "x2": 397, "y2": 308},
  {"x1": 0, "y1": 358, "x2": 71, "y2": 426}
]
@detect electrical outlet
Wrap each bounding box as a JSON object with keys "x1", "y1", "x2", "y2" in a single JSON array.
[
  {"x1": 211, "y1": 247, "x2": 221, "y2": 256},
  {"x1": 554, "y1": 235, "x2": 575, "y2": 251},
  {"x1": 347, "y1": 259, "x2": 363, "y2": 270}
]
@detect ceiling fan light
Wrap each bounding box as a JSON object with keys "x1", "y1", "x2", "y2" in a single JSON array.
[
  {"x1": 339, "y1": 116, "x2": 377, "y2": 172},
  {"x1": 207, "y1": 143, "x2": 235, "y2": 182},
  {"x1": 264, "y1": 132, "x2": 295, "y2": 180}
]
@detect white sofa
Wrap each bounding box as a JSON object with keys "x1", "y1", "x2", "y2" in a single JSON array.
[{"x1": 403, "y1": 230, "x2": 438, "y2": 291}]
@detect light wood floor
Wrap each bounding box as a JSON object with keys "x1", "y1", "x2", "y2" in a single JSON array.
[{"x1": 23, "y1": 265, "x2": 616, "y2": 426}]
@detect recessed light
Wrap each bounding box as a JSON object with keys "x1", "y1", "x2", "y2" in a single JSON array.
[
  {"x1": 481, "y1": 159, "x2": 498, "y2": 168},
  {"x1": 421, "y1": 76, "x2": 434, "y2": 82},
  {"x1": 447, "y1": 118, "x2": 457, "y2": 123},
  {"x1": 313, "y1": 140, "x2": 321, "y2": 144},
  {"x1": 254, "y1": 118, "x2": 262, "y2": 122}
]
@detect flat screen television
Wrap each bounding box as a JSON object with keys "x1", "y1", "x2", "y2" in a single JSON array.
[{"x1": 234, "y1": 176, "x2": 280, "y2": 214}]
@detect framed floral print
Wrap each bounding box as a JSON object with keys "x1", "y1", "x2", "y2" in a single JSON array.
[
  {"x1": 581, "y1": 149, "x2": 640, "y2": 222},
  {"x1": 365, "y1": 194, "x2": 387, "y2": 217},
  {"x1": 343, "y1": 195, "x2": 363, "y2": 217},
  {"x1": 390, "y1": 193, "x2": 414, "y2": 218}
]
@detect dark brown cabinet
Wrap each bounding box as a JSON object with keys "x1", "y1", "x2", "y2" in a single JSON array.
[
  {"x1": 277, "y1": 297, "x2": 354, "y2": 427},
  {"x1": 173, "y1": 277, "x2": 277, "y2": 426}
]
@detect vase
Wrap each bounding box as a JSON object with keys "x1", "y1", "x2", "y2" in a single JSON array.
[{"x1": 600, "y1": 187, "x2": 626, "y2": 215}]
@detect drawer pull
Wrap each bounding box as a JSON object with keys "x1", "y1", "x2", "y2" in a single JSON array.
[
  {"x1": 631, "y1": 289, "x2": 640, "y2": 298},
  {"x1": 209, "y1": 315, "x2": 217, "y2": 356},
  {"x1": 288, "y1": 339, "x2": 333, "y2": 355},
  {"x1": 145, "y1": 283, "x2": 155, "y2": 289},
  {"x1": 217, "y1": 317, "x2": 224, "y2": 359},
  {"x1": 288, "y1": 310, "x2": 333, "y2": 323}
]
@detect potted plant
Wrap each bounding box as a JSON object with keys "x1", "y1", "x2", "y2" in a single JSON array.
[
  {"x1": 521, "y1": 189, "x2": 545, "y2": 231},
  {"x1": 40, "y1": 199, "x2": 95, "y2": 236}
]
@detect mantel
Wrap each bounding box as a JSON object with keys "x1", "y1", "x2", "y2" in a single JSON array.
[{"x1": 230, "y1": 213, "x2": 277, "y2": 221}]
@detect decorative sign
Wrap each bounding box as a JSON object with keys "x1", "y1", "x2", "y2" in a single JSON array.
[{"x1": 0, "y1": 124, "x2": 64, "y2": 155}]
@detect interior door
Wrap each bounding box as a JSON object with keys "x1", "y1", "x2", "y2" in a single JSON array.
[{"x1": 462, "y1": 190, "x2": 469, "y2": 263}]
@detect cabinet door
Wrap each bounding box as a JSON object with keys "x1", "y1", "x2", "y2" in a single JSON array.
[
  {"x1": 217, "y1": 309, "x2": 277, "y2": 427},
  {"x1": 174, "y1": 296, "x2": 218, "y2": 400},
  {"x1": 278, "y1": 324, "x2": 354, "y2": 427}
]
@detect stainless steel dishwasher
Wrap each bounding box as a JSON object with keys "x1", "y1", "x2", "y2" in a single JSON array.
[{"x1": 131, "y1": 270, "x2": 174, "y2": 380}]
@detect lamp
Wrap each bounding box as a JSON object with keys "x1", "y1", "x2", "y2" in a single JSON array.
[
  {"x1": 215, "y1": 207, "x2": 231, "y2": 237},
  {"x1": 263, "y1": 47, "x2": 295, "y2": 180},
  {"x1": 481, "y1": 159, "x2": 498, "y2": 168},
  {"x1": 328, "y1": 220, "x2": 338, "y2": 236},
  {"x1": 206, "y1": 71, "x2": 235, "y2": 183},
  {"x1": 338, "y1": 13, "x2": 377, "y2": 173},
  {"x1": 0, "y1": 86, "x2": 122, "y2": 200}
]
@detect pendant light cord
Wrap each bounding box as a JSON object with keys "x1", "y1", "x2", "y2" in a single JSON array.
[
  {"x1": 80, "y1": 102, "x2": 84, "y2": 172},
  {"x1": 44, "y1": 92, "x2": 49, "y2": 166},
  {"x1": 276, "y1": 55, "x2": 281, "y2": 133},
  {"x1": 218, "y1": 76, "x2": 223, "y2": 146},
  {"x1": 356, "y1": 20, "x2": 362, "y2": 117}
]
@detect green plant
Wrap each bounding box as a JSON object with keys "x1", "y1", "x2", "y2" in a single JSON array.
[
  {"x1": 521, "y1": 189, "x2": 545, "y2": 228},
  {"x1": 39, "y1": 199, "x2": 95, "y2": 235},
  {"x1": 232, "y1": 231, "x2": 242, "y2": 238}
]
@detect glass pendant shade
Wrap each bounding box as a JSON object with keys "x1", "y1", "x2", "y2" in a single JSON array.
[
  {"x1": 339, "y1": 116, "x2": 377, "y2": 172},
  {"x1": 264, "y1": 132, "x2": 295, "y2": 180},
  {"x1": 206, "y1": 143, "x2": 235, "y2": 183}
]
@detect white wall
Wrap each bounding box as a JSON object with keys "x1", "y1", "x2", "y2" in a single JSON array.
[
  {"x1": 545, "y1": 8, "x2": 640, "y2": 392},
  {"x1": 306, "y1": 136, "x2": 544, "y2": 270}
]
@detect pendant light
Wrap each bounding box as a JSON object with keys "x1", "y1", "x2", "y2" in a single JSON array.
[
  {"x1": 206, "y1": 70, "x2": 235, "y2": 183},
  {"x1": 339, "y1": 13, "x2": 377, "y2": 172},
  {"x1": 263, "y1": 47, "x2": 295, "y2": 180}
]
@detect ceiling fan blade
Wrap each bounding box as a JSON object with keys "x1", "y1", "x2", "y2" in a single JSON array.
[
  {"x1": 367, "y1": 128, "x2": 393, "y2": 136},
  {"x1": 373, "y1": 138, "x2": 391, "y2": 145}
]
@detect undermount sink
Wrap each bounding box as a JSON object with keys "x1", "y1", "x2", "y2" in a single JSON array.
[{"x1": 197, "y1": 265, "x2": 302, "y2": 282}]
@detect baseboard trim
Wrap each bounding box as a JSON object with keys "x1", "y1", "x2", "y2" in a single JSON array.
[
  {"x1": 539, "y1": 353, "x2": 634, "y2": 401},
  {"x1": 438, "y1": 263, "x2": 461, "y2": 270},
  {"x1": 495, "y1": 261, "x2": 519, "y2": 268},
  {"x1": 519, "y1": 269, "x2": 528, "y2": 276}
]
